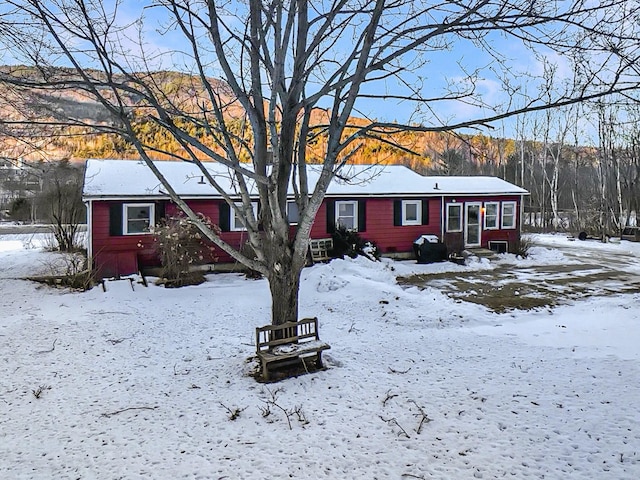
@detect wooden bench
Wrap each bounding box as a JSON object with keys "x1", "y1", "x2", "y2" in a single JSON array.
[
  {"x1": 256, "y1": 317, "x2": 331, "y2": 381},
  {"x1": 308, "y1": 238, "x2": 334, "y2": 263}
]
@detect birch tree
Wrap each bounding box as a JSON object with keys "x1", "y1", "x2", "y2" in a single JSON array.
[{"x1": 1, "y1": 0, "x2": 639, "y2": 325}]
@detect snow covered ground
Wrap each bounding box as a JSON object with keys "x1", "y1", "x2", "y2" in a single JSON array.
[{"x1": 1, "y1": 233, "x2": 639, "y2": 479}]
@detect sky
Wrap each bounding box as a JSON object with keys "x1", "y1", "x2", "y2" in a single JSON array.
[{"x1": 0, "y1": 1, "x2": 624, "y2": 143}]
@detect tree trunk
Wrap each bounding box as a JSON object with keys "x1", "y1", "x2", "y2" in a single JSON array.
[
  {"x1": 571, "y1": 150, "x2": 581, "y2": 231},
  {"x1": 269, "y1": 263, "x2": 302, "y2": 326},
  {"x1": 267, "y1": 246, "x2": 304, "y2": 326}
]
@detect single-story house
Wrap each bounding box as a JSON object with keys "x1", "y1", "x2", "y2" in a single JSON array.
[{"x1": 82, "y1": 159, "x2": 529, "y2": 278}]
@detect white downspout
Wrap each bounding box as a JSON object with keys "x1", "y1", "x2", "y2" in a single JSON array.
[
  {"x1": 85, "y1": 199, "x2": 93, "y2": 272},
  {"x1": 440, "y1": 196, "x2": 445, "y2": 241}
]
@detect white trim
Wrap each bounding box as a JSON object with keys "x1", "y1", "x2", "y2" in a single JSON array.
[
  {"x1": 445, "y1": 203, "x2": 463, "y2": 232},
  {"x1": 483, "y1": 201, "x2": 500, "y2": 230},
  {"x1": 335, "y1": 200, "x2": 358, "y2": 231},
  {"x1": 501, "y1": 201, "x2": 517, "y2": 229},
  {"x1": 401, "y1": 200, "x2": 422, "y2": 226},
  {"x1": 86, "y1": 200, "x2": 93, "y2": 268},
  {"x1": 83, "y1": 192, "x2": 526, "y2": 202},
  {"x1": 123, "y1": 203, "x2": 155, "y2": 235},
  {"x1": 230, "y1": 202, "x2": 258, "y2": 231}
]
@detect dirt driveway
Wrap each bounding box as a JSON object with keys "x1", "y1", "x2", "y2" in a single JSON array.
[{"x1": 397, "y1": 238, "x2": 640, "y2": 313}]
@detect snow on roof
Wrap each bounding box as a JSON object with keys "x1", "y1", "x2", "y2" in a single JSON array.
[{"x1": 82, "y1": 158, "x2": 528, "y2": 199}]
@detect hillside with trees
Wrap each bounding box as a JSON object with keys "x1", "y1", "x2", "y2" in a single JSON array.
[
  {"x1": 2, "y1": 69, "x2": 639, "y2": 239},
  {"x1": 2, "y1": 73, "x2": 637, "y2": 240}
]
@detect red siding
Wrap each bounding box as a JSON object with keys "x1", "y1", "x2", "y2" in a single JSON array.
[
  {"x1": 91, "y1": 201, "x2": 160, "y2": 278},
  {"x1": 309, "y1": 197, "x2": 442, "y2": 253},
  {"x1": 90, "y1": 193, "x2": 522, "y2": 277},
  {"x1": 92, "y1": 199, "x2": 243, "y2": 277},
  {"x1": 359, "y1": 198, "x2": 441, "y2": 253}
]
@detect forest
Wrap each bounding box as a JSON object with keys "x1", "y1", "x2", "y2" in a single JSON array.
[{"x1": 0, "y1": 71, "x2": 638, "y2": 237}]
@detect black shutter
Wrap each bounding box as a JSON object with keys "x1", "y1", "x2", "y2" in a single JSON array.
[
  {"x1": 421, "y1": 199, "x2": 429, "y2": 225},
  {"x1": 393, "y1": 200, "x2": 402, "y2": 226},
  {"x1": 257, "y1": 201, "x2": 263, "y2": 231},
  {"x1": 155, "y1": 201, "x2": 166, "y2": 226},
  {"x1": 358, "y1": 199, "x2": 366, "y2": 232},
  {"x1": 326, "y1": 200, "x2": 335, "y2": 233},
  {"x1": 219, "y1": 202, "x2": 230, "y2": 232},
  {"x1": 109, "y1": 203, "x2": 123, "y2": 236}
]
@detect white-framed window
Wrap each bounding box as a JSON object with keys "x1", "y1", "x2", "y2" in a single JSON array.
[
  {"x1": 446, "y1": 203, "x2": 462, "y2": 232},
  {"x1": 336, "y1": 200, "x2": 358, "y2": 230},
  {"x1": 402, "y1": 200, "x2": 422, "y2": 226},
  {"x1": 484, "y1": 202, "x2": 499, "y2": 230},
  {"x1": 501, "y1": 201, "x2": 517, "y2": 229},
  {"x1": 287, "y1": 201, "x2": 300, "y2": 225},
  {"x1": 231, "y1": 202, "x2": 258, "y2": 231},
  {"x1": 123, "y1": 203, "x2": 154, "y2": 235}
]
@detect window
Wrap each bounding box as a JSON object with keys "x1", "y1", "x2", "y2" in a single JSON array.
[
  {"x1": 484, "y1": 202, "x2": 499, "y2": 230},
  {"x1": 446, "y1": 203, "x2": 462, "y2": 232},
  {"x1": 123, "y1": 203, "x2": 154, "y2": 235},
  {"x1": 501, "y1": 201, "x2": 517, "y2": 229},
  {"x1": 287, "y1": 201, "x2": 300, "y2": 224},
  {"x1": 402, "y1": 200, "x2": 422, "y2": 226},
  {"x1": 230, "y1": 202, "x2": 258, "y2": 231},
  {"x1": 335, "y1": 200, "x2": 358, "y2": 230},
  {"x1": 394, "y1": 199, "x2": 428, "y2": 226}
]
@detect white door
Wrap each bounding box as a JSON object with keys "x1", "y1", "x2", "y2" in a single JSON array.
[{"x1": 465, "y1": 203, "x2": 481, "y2": 247}]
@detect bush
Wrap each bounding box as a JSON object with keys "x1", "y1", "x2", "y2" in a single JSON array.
[
  {"x1": 29, "y1": 250, "x2": 94, "y2": 291},
  {"x1": 35, "y1": 162, "x2": 86, "y2": 252},
  {"x1": 154, "y1": 214, "x2": 217, "y2": 287},
  {"x1": 9, "y1": 197, "x2": 32, "y2": 222},
  {"x1": 513, "y1": 234, "x2": 532, "y2": 258},
  {"x1": 331, "y1": 226, "x2": 381, "y2": 261}
]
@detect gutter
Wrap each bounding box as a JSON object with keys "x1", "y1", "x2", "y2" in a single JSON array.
[{"x1": 82, "y1": 190, "x2": 530, "y2": 202}]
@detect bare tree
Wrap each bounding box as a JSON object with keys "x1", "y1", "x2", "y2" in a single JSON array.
[
  {"x1": 621, "y1": 107, "x2": 640, "y2": 226},
  {"x1": 1, "y1": 1, "x2": 639, "y2": 325},
  {"x1": 545, "y1": 106, "x2": 577, "y2": 230},
  {"x1": 36, "y1": 160, "x2": 86, "y2": 251}
]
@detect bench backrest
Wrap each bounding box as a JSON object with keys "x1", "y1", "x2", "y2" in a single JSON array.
[
  {"x1": 309, "y1": 238, "x2": 333, "y2": 262},
  {"x1": 256, "y1": 317, "x2": 319, "y2": 352}
]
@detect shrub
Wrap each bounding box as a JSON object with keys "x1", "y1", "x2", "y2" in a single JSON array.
[
  {"x1": 513, "y1": 234, "x2": 532, "y2": 258},
  {"x1": 154, "y1": 214, "x2": 217, "y2": 287},
  {"x1": 331, "y1": 226, "x2": 381, "y2": 261},
  {"x1": 9, "y1": 197, "x2": 32, "y2": 222},
  {"x1": 29, "y1": 250, "x2": 94, "y2": 291}
]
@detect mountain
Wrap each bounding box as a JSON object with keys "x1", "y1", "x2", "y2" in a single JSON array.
[{"x1": 0, "y1": 67, "x2": 518, "y2": 175}]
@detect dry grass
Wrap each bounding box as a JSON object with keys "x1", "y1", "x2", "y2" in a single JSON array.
[{"x1": 397, "y1": 261, "x2": 640, "y2": 313}]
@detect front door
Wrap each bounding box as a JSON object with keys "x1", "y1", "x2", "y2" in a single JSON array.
[{"x1": 465, "y1": 203, "x2": 481, "y2": 247}]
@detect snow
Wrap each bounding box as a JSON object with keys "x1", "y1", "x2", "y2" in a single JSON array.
[
  {"x1": 83, "y1": 159, "x2": 528, "y2": 199},
  {"x1": 1, "y1": 234, "x2": 639, "y2": 479}
]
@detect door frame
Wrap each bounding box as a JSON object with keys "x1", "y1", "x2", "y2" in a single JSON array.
[{"x1": 464, "y1": 202, "x2": 482, "y2": 247}]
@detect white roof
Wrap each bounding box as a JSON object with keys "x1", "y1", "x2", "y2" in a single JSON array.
[{"x1": 82, "y1": 159, "x2": 528, "y2": 199}]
